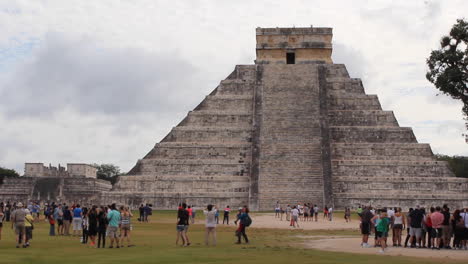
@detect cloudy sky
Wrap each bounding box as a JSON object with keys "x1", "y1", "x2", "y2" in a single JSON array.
[{"x1": 1, "y1": 0, "x2": 467, "y2": 174}]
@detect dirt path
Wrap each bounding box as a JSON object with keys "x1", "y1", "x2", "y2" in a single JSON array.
[{"x1": 305, "y1": 236, "x2": 467, "y2": 261}]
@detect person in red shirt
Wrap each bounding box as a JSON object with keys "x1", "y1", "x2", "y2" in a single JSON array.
[
  {"x1": 425, "y1": 207, "x2": 434, "y2": 248},
  {"x1": 430, "y1": 206, "x2": 444, "y2": 249}
]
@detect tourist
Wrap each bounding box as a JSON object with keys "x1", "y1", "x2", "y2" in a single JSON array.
[
  {"x1": 24, "y1": 209, "x2": 34, "y2": 247},
  {"x1": 344, "y1": 207, "x2": 351, "y2": 223},
  {"x1": 392, "y1": 208, "x2": 405, "y2": 247},
  {"x1": 290, "y1": 206, "x2": 299, "y2": 228},
  {"x1": 303, "y1": 204, "x2": 309, "y2": 222},
  {"x1": 191, "y1": 205, "x2": 197, "y2": 224},
  {"x1": 235, "y1": 206, "x2": 250, "y2": 244},
  {"x1": 176, "y1": 203, "x2": 190, "y2": 246},
  {"x1": 404, "y1": 208, "x2": 413, "y2": 247},
  {"x1": 87, "y1": 206, "x2": 98, "y2": 247},
  {"x1": 313, "y1": 204, "x2": 319, "y2": 222},
  {"x1": 451, "y1": 209, "x2": 465, "y2": 249},
  {"x1": 430, "y1": 206, "x2": 444, "y2": 249},
  {"x1": 214, "y1": 206, "x2": 219, "y2": 224},
  {"x1": 0, "y1": 206, "x2": 3, "y2": 240},
  {"x1": 120, "y1": 206, "x2": 134, "y2": 247},
  {"x1": 31, "y1": 203, "x2": 39, "y2": 221},
  {"x1": 11, "y1": 202, "x2": 27, "y2": 248},
  {"x1": 204, "y1": 204, "x2": 217, "y2": 246},
  {"x1": 408, "y1": 205, "x2": 424, "y2": 248},
  {"x1": 420, "y1": 208, "x2": 428, "y2": 248},
  {"x1": 143, "y1": 204, "x2": 152, "y2": 222},
  {"x1": 5, "y1": 201, "x2": 11, "y2": 222},
  {"x1": 323, "y1": 206, "x2": 328, "y2": 220},
  {"x1": 63, "y1": 206, "x2": 72, "y2": 236},
  {"x1": 328, "y1": 206, "x2": 333, "y2": 221},
  {"x1": 460, "y1": 208, "x2": 468, "y2": 250},
  {"x1": 376, "y1": 209, "x2": 390, "y2": 253},
  {"x1": 107, "y1": 203, "x2": 121, "y2": 248},
  {"x1": 371, "y1": 209, "x2": 381, "y2": 247},
  {"x1": 280, "y1": 207, "x2": 285, "y2": 221},
  {"x1": 54, "y1": 204, "x2": 64, "y2": 235},
  {"x1": 81, "y1": 207, "x2": 89, "y2": 244},
  {"x1": 223, "y1": 205, "x2": 230, "y2": 225},
  {"x1": 425, "y1": 207, "x2": 434, "y2": 248},
  {"x1": 97, "y1": 206, "x2": 107, "y2": 248},
  {"x1": 72, "y1": 204, "x2": 83, "y2": 236},
  {"x1": 48, "y1": 211, "x2": 56, "y2": 236},
  {"x1": 387, "y1": 207, "x2": 395, "y2": 245},
  {"x1": 360, "y1": 206, "x2": 374, "y2": 248},
  {"x1": 275, "y1": 202, "x2": 280, "y2": 218},
  {"x1": 441, "y1": 204, "x2": 452, "y2": 249},
  {"x1": 187, "y1": 205, "x2": 193, "y2": 225},
  {"x1": 356, "y1": 205, "x2": 363, "y2": 217},
  {"x1": 285, "y1": 205, "x2": 291, "y2": 221},
  {"x1": 138, "y1": 204, "x2": 144, "y2": 222}
]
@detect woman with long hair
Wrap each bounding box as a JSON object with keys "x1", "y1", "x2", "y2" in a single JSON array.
[
  {"x1": 235, "y1": 206, "x2": 250, "y2": 244},
  {"x1": 452, "y1": 209, "x2": 465, "y2": 249},
  {"x1": 87, "y1": 206, "x2": 98, "y2": 247},
  {"x1": 393, "y1": 208, "x2": 406, "y2": 247}
]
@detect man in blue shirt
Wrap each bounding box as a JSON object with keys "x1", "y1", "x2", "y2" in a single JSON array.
[
  {"x1": 72, "y1": 204, "x2": 83, "y2": 236},
  {"x1": 107, "y1": 203, "x2": 121, "y2": 248}
]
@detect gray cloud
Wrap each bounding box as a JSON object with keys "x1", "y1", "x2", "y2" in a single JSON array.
[
  {"x1": 0, "y1": 32, "x2": 199, "y2": 117},
  {"x1": 332, "y1": 42, "x2": 366, "y2": 79}
]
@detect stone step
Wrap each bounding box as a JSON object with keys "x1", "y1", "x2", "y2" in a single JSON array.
[
  {"x1": 328, "y1": 94, "x2": 382, "y2": 110},
  {"x1": 330, "y1": 126, "x2": 417, "y2": 143},
  {"x1": 328, "y1": 110, "x2": 398, "y2": 127},
  {"x1": 180, "y1": 111, "x2": 252, "y2": 127},
  {"x1": 226, "y1": 65, "x2": 257, "y2": 81},
  {"x1": 163, "y1": 126, "x2": 252, "y2": 143},
  {"x1": 145, "y1": 143, "x2": 251, "y2": 160},
  {"x1": 332, "y1": 160, "x2": 453, "y2": 177},
  {"x1": 195, "y1": 96, "x2": 253, "y2": 111},
  {"x1": 334, "y1": 176, "x2": 468, "y2": 183},
  {"x1": 325, "y1": 64, "x2": 349, "y2": 78},
  {"x1": 138, "y1": 162, "x2": 250, "y2": 176},
  {"x1": 326, "y1": 78, "x2": 365, "y2": 94},
  {"x1": 331, "y1": 142, "x2": 434, "y2": 161},
  {"x1": 214, "y1": 82, "x2": 255, "y2": 96}
]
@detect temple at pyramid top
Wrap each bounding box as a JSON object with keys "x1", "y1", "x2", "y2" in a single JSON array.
[{"x1": 256, "y1": 26, "x2": 333, "y2": 64}]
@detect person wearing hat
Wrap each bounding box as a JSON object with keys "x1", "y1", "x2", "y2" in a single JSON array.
[{"x1": 10, "y1": 202, "x2": 27, "y2": 248}]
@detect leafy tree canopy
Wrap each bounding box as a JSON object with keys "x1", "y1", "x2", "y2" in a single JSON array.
[
  {"x1": 92, "y1": 163, "x2": 122, "y2": 185},
  {"x1": 0, "y1": 167, "x2": 20, "y2": 185},
  {"x1": 426, "y1": 19, "x2": 468, "y2": 142},
  {"x1": 436, "y1": 154, "x2": 468, "y2": 178}
]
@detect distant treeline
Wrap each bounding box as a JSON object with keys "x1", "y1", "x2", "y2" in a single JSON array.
[{"x1": 436, "y1": 154, "x2": 468, "y2": 178}]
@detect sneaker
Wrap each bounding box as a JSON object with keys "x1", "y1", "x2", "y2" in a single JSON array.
[{"x1": 378, "y1": 249, "x2": 385, "y2": 253}]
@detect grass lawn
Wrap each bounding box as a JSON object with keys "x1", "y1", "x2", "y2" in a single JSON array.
[{"x1": 0, "y1": 211, "x2": 461, "y2": 264}]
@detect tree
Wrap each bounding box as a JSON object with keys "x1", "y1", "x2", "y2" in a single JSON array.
[
  {"x1": 0, "y1": 166, "x2": 20, "y2": 184},
  {"x1": 92, "y1": 163, "x2": 122, "y2": 185},
  {"x1": 426, "y1": 19, "x2": 468, "y2": 142},
  {"x1": 435, "y1": 154, "x2": 468, "y2": 178}
]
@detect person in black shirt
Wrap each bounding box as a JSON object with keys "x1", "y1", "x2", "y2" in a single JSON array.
[
  {"x1": 62, "y1": 206, "x2": 72, "y2": 236},
  {"x1": 441, "y1": 204, "x2": 451, "y2": 249},
  {"x1": 87, "y1": 206, "x2": 98, "y2": 247},
  {"x1": 97, "y1": 207, "x2": 107, "y2": 248},
  {"x1": 176, "y1": 203, "x2": 190, "y2": 246},
  {"x1": 409, "y1": 206, "x2": 424, "y2": 248}
]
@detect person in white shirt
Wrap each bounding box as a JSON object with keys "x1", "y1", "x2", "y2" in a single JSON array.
[
  {"x1": 291, "y1": 206, "x2": 300, "y2": 228},
  {"x1": 203, "y1": 204, "x2": 217, "y2": 246},
  {"x1": 328, "y1": 207, "x2": 333, "y2": 221}
]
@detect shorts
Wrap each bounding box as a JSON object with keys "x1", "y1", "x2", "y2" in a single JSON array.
[
  {"x1": 73, "y1": 218, "x2": 82, "y2": 230},
  {"x1": 121, "y1": 224, "x2": 131, "y2": 231},
  {"x1": 58, "y1": 219, "x2": 63, "y2": 226},
  {"x1": 176, "y1": 225, "x2": 189, "y2": 232},
  {"x1": 361, "y1": 222, "x2": 371, "y2": 235},
  {"x1": 15, "y1": 223, "x2": 26, "y2": 235},
  {"x1": 0, "y1": 222, "x2": 3, "y2": 228},
  {"x1": 393, "y1": 224, "x2": 403, "y2": 230},
  {"x1": 430, "y1": 228, "x2": 442, "y2": 238},
  {"x1": 304, "y1": 213, "x2": 309, "y2": 217},
  {"x1": 376, "y1": 231, "x2": 388, "y2": 238},
  {"x1": 409, "y1": 227, "x2": 422, "y2": 238},
  {"x1": 292, "y1": 215, "x2": 298, "y2": 222},
  {"x1": 107, "y1": 226, "x2": 118, "y2": 238},
  {"x1": 25, "y1": 226, "x2": 33, "y2": 240},
  {"x1": 441, "y1": 225, "x2": 451, "y2": 241}
]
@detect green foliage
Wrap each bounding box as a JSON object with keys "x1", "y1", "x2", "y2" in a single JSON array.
[
  {"x1": 92, "y1": 163, "x2": 121, "y2": 185},
  {"x1": 426, "y1": 19, "x2": 468, "y2": 142},
  {"x1": 0, "y1": 166, "x2": 20, "y2": 184},
  {"x1": 435, "y1": 154, "x2": 468, "y2": 178}
]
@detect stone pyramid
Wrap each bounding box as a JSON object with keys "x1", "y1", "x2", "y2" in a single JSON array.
[{"x1": 103, "y1": 27, "x2": 468, "y2": 210}]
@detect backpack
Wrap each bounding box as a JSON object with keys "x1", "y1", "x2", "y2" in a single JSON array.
[{"x1": 243, "y1": 215, "x2": 252, "y2": 227}]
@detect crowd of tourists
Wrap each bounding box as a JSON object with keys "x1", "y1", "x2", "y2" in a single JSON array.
[
  {"x1": 275, "y1": 202, "x2": 344, "y2": 227},
  {"x1": 176, "y1": 203, "x2": 252, "y2": 246},
  {"x1": 0, "y1": 201, "x2": 139, "y2": 249},
  {"x1": 358, "y1": 204, "x2": 468, "y2": 253}
]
